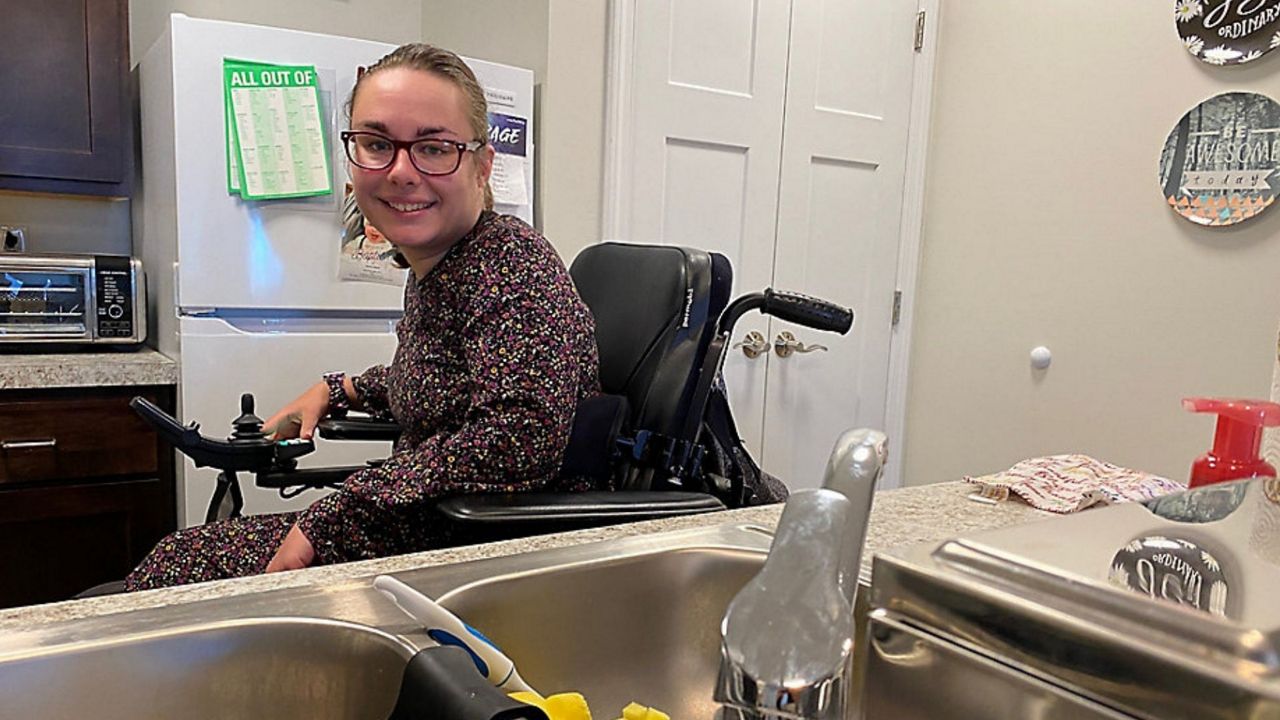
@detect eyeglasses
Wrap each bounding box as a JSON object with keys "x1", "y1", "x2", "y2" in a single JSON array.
[{"x1": 340, "y1": 131, "x2": 485, "y2": 176}]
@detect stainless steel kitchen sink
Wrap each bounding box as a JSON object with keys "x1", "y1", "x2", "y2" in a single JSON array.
[
  {"x1": 441, "y1": 545, "x2": 768, "y2": 718},
  {"x1": 0, "y1": 523, "x2": 773, "y2": 719},
  {"x1": 0, "y1": 618, "x2": 415, "y2": 720}
]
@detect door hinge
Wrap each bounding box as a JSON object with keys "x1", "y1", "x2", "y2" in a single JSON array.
[
  {"x1": 892, "y1": 290, "x2": 903, "y2": 327},
  {"x1": 914, "y1": 10, "x2": 926, "y2": 52}
]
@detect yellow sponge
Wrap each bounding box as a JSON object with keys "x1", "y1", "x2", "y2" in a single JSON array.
[
  {"x1": 509, "y1": 690, "x2": 592, "y2": 720},
  {"x1": 509, "y1": 691, "x2": 670, "y2": 720},
  {"x1": 617, "y1": 702, "x2": 670, "y2": 720}
]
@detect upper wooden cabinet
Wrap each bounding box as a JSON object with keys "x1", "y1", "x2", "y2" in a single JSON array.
[{"x1": 0, "y1": 0, "x2": 132, "y2": 197}]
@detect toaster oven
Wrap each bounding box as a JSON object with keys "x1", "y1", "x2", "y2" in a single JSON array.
[{"x1": 0, "y1": 254, "x2": 146, "y2": 344}]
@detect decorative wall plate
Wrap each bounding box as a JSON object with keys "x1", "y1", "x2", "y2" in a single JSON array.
[
  {"x1": 1159, "y1": 91, "x2": 1280, "y2": 226},
  {"x1": 1177, "y1": 0, "x2": 1280, "y2": 65}
]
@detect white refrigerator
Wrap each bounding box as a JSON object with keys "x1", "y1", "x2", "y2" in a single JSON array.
[{"x1": 138, "y1": 14, "x2": 536, "y2": 526}]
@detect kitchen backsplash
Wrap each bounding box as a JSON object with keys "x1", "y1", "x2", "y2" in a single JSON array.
[{"x1": 0, "y1": 192, "x2": 132, "y2": 256}]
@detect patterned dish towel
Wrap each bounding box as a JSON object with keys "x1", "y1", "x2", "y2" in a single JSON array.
[{"x1": 964, "y1": 454, "x2": 1184, "y2": 513}]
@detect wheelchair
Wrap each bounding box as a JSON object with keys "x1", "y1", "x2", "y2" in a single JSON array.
[{"x1": 131, "y1": 242, "x2": 854, "y2": 542}]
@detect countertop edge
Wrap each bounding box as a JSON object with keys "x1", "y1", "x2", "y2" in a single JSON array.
[
  {"x1": 0, "y1": 482, "x2": 1056, "y2": 630},
  {"x1": 0, "y1": 349, "x2": 178, "y2": 389}
]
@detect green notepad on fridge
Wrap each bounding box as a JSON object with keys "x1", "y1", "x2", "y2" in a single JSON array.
[{"x1": 223, "y1": 58, "x2": 332, "y2": 200}]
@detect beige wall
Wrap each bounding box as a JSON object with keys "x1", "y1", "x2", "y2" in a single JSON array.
[
  {"x1": 419, "y1": 1, "x2": 549, "y2": 80},
  {"x1": 129, "y1": 0, "x2": 423, "y2": 63},
  {"x1": 903, "y1": 1, "x2": 1280, "y2": 484},
  {"x1": 540, "y1": 0, "x2": 608, "y2": 261},
  {"x1": 0, "y1": 193, "x2": 131, "y2": 255}
]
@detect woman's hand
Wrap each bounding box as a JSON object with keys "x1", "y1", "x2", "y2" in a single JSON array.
[
  {"x1": 266, "y1": 524, "x2": 316, "y2": 573},
  {"x1": 263, "y1": 381, "x2": 329, "y2": 440}
]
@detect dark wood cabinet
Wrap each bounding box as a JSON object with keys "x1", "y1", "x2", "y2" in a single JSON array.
[
  {"x1": 0, "y1": 385, "x2": 175, "y2": 608},
  {"x1": 0, "y1": 0, "x2": 133, "y2": 197}
]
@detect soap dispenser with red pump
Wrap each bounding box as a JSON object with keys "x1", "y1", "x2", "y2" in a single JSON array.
[{"x1": 1183, "y1": 397, "x2": 1280, "y2": 488}]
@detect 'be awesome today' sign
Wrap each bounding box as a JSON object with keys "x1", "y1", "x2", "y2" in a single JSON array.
[
  {"x1": 1159, "y1": 91, "x2": 1280, "y2": 226},
  {"x1": 1177, "y1": 0, "x2": 1280, "y2": 65}
]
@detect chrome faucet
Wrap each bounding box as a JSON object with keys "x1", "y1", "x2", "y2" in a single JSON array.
[{"x1": 715, "y1": 428, "x2": 887, "y2": 720}]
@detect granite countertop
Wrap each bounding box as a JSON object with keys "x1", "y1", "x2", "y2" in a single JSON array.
[
  {"x1": 0, "y1": 348, "x2": 177, "y2": 389},
  {"x1": 0, "y1": 481, "x2": 1053, "y2": 631}
]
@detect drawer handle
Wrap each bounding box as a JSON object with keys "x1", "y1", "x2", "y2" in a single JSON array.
[{"x1": 1, "y1": 438, "x2": 57, "y2": 450}]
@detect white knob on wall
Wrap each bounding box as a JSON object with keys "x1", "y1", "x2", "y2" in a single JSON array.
[{"x1": 1030, "y1": 346, "x2": 1052, "y2": 370}]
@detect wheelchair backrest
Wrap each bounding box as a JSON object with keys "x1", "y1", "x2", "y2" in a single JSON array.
[{"x1": 569, "y1": 243, "x2": 732, "y2": 489}]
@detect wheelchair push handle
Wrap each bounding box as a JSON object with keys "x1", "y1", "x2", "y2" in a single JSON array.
[
  {"x1": 717, "y1": 289, "x2": 854, "y2": 336},
  {"x1": 761, "y1": 289, "x2": 853, "y2": 334}
]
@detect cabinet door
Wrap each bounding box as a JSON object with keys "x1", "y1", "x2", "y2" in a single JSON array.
[
  {"x1": 0, "y1": 478, "x2": 170, "y2": 608},
  {"x1": 0, "y1": 391, "x2": 159, "y2": 484},
  {"x1": 0, "y1": 386, "x2": 175, "y2": 608},
  {"x1": 0, "y1": 0, "x2": 131, "y2": 196}
]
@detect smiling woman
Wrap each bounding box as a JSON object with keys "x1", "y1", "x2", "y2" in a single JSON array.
[
  {"x1": 343, "y1": 49, "x2": 497, "y2": 276},
  {"x1": 124, "y1": 44, "x2": 601, "y2": 591}
]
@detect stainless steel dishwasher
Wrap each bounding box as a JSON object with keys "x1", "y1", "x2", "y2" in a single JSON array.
[{"x1": 861, "y1": 477, "x2": 1280, "y2": 719}]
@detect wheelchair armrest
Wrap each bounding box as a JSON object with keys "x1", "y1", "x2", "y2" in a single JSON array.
[
  {"x1": 255, "y1": 465, "x2": 369, "y2": 489},
  {"x1": 317, "y1": 416, "x2": 402, "y2": 442},
  {"x1": 436, "y1": 491, "x2": 726, "y2": 527}
]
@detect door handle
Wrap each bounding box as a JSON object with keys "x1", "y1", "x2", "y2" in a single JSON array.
[
  {"x1": 732, "y1": 330, "x2": 769, "y2": 359},
  {"x1": 774, "y1": 331, "x2": 828, "y2": 358}
]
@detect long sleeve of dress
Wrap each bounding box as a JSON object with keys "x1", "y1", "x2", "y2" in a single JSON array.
[
  {"x1": 296, "y1": 216, "x2": 598, "y2": 563},
  {"x1": 299, "y1": 293, "x2": 585, "y2": 562},
  {"x1": 350, "y1": 363, "x2": 393, "y2": 419}
]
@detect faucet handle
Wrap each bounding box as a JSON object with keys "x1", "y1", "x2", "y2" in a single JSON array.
[
  {"x1": 716, "y1": 428, "x2": 888, "y2": 720},
  {"x1": 822, "y1": 428, "x2": 887, "y2": 603},
  {"x1": 715, "y1": 489, "x2": 856, "y2": 720}
]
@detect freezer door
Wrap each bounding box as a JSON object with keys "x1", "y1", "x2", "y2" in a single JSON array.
[
  {"x1": 160, "y1": 15, "x2": 404, "y2": 311},
  {"x1": 177, "y1": 314, "x2": 399, "y2": 527}
]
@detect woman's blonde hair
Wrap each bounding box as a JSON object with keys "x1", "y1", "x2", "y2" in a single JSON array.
[{"x1": 346, "y1": 43, "x2": 493, "y2": 210}]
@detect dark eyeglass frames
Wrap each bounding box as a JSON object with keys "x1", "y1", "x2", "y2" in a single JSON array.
[{"x1": 340, "y1": 131, "x2": 485, "y2": 176}]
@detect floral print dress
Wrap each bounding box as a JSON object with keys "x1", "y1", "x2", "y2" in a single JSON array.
[{"x1": 126, "y1": 212, "x2": 600, "y2": 590}]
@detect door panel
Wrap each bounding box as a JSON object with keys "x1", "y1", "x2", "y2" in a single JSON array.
[
  {"x1": 626, "y1": 0, "x2": 792, "y2": 455},
  {"x1": 668, "y1": 0, "x2": 759, "y2": 94},
  {"x1": 661, "y1": 141, "x2": 750, "y2": 272},
  {"x1": 814, "y1": 0, "x2": 902, "y2": 117},
  {"x1": 765, "y1": 0, "x2": 919, "y2": 489}
]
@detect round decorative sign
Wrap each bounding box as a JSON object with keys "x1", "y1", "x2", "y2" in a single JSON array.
[
  {"x1": 1109, "y1": 535, "x2": 1233, "y2": 618},
  {"x1": 1177, "y1": 0, "x2": 1280, "y2": 66},
  {"x1": 1158, "y1": 91, "x2": 1280, "y2": 226}
]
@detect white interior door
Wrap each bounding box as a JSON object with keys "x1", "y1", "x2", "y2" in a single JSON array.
[
  {"x1": 764, "y1": 0, "x2": 921, "y2": 489},
  {"x1": 608, "y1": 0, "x2": 931, "y2": 490},
  {"x1": 620, "y1": 0, "x2": 792, "y2": 456}
]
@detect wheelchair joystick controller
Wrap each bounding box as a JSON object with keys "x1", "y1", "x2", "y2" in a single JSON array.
[
  {"x1": 230, "y1": 393, "x2": 268, "y2": 442},
  {"x1": 129, "y1": 393, "x2": 318, "y2": 522}
]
